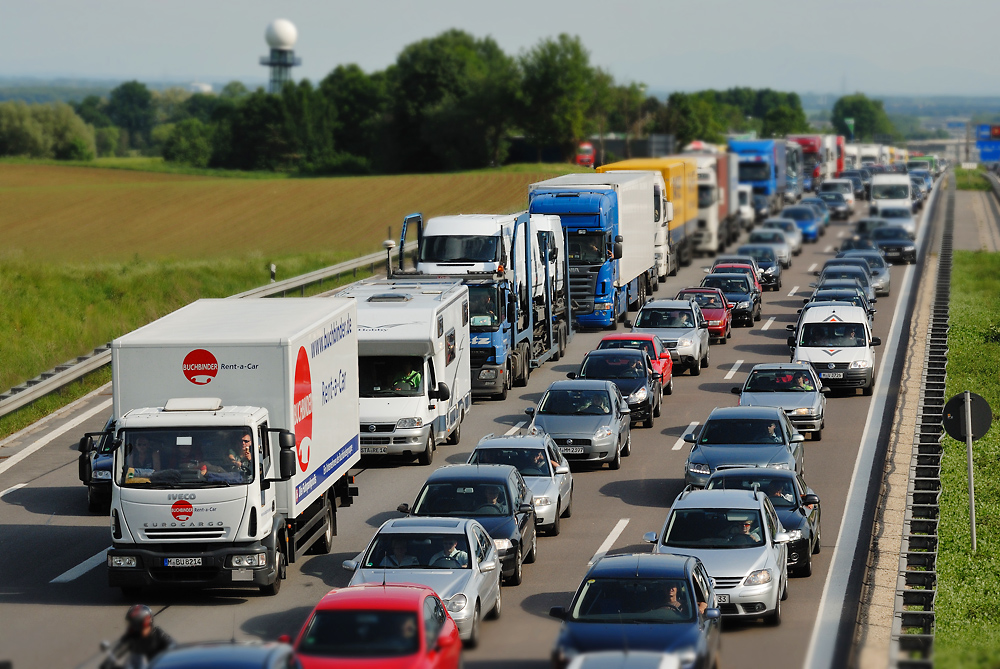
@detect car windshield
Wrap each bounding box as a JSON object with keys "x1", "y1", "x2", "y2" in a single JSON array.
[
  {"x1": 580, "y1": 354, "x2": 648, "y2": 379},
  {"x1": 857, "y1": 219, "x2": 886, "y2": 232},
  {"x1": 739, "y1": 247, "x2": 776, "y2": 264},
  {"x1": 821, "y1": 182, "x2": 851, "y2": 194},
  {"x1": 598, "y1": 338, "x2": 656, "y2": 357},
  {"x1": 781, "y1": 208, "x2": 810, "y2": 221},
  {"x1": 362, "y1": 532, "x2": 472, "y2": 570},
  {"x1": 538, "y1": 389, "x2": 613, "y2": 416},
  {"x1": 118, "y1": 428, "x2": 255, "y2": 487},
  {"x1": 798, "y1": 322, "x2": 867, "y2": 347},
  {"x1": 744, "y1": 369, "x2": 817, "y2": 393},
  {"x1": 635, "y1": 308, "x2": 696, "y2": 329},
  {"x1": 359, "y1": 356, "x2": 424, "y2": 398},
  {"x1": 739, "y1": 162, "x2": 771, "y2": 181},
  {"x1": 707, "y1": 477, "x2": 797, "y2": 509},
  {"x1": 750, "y1": 232, "x2": 784, "y2": 244},
  {"x1": 821, "y1": 271, "x2": 869, "y2": 287},
  {"x1": 872, "y1": 227, "x2": 911, "y2": 240},
  {"x1": 677, "y1": 292, "x2": 724, "y2": 309},
  {"x1": 880, "y1": 209, "x2": 910, "y2": 219},
  {"x1": 703, "y1": 277, "x2": 749, "y2": 294},
  {"x1": 568, "y1": 232, "x2": 608, "y2": 265},
  {"x1": 764, "y1": 222, "x2": 795, "y2": 233},
  {"x1": 570, "y1": 577, "x2": 696, "y2": 623},
  {"x1": 698, "y1": 418, "x2": 786, "y2": 445},
  {"x1": 818, "y1": 192, "x2": 845, "y2": 203},
  {"x1": 469, "y1": 447, "x2": 553, "y2": 477},
  {"x1": 662, "y1": 508, "x2": 765, "y2": 549},
  {"x1": 468, "y1": 285, "x2": 500, "y2": 331},
  {"x1": 412, "y1": 482, "x2": 510, "y2": 517},
  {"x1": 843, "y1": 253, "x2": 886, "y2": 270},
  {"x1": 803, "y1": 199, "x2": 828, "y2": 211},
  {"x1": 298, "y1": 610, "x2": 420, "y2": 658},
  {"x1": 419, "y1": 235, "x2": 499, "y2": 263},
  {"x1": 814, "y1": 293, "x2": 865, "y2": 309}
]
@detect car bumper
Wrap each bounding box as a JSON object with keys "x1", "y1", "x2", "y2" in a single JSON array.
[
  {"x1": 799, "y1": 226, "x2": 820, "y2": 241},
  {"x1": 107, "y1": 542, "x2": 276, "y2": 589},
  {"x1": 881, "y1": 249, "x2": 916, "y2": 264},
  {"x1": 670, "y1": 344, "x2": 697, "y2": 365},
  {"x1": 760, "y1": 273, "x2": 780, "y2": 287},
  {"x1": 732, "y1": 307, "x2": 753, "y2": 322},
  {"x1": 449, "y1": 603, "x2": 479, "y2": 639},
  {"x1": 814, "y1": 367, "x2": 873, "y2": 389},
  {"x1": 554, "y1": 437, "x2": 619, "y2": 464},
  {"x1": 627, "y1": 400, "x2": 653, "y2": 423},
  {"x1": 787, "y1": 538, "x2": 812, "y2": 568},
  {"x1": 788, "y1": 413, "x2": 823, "y2": 432},
  {"x1": 359, "y1": 424, "x2": 432, "y2": 456},
  {"x1": 575, "y1": 305, "x2": 615, "y2": 329},
  {"x1": 707, "y1": 323, "x2": 727, "y2": 338},
  {"x1": 715, "y1": 580, "x2": 780, "y2": 617},
  {"x1": 684, "y1": 469, "x2": 710, "y2": 488},
  {"x1": 534, "y1": 499, "x2": 559, "y2": 527}
]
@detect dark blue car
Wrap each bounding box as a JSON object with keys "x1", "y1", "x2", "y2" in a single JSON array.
[
  {"x1": 549, "y1": 553, "x2": 721, "y2": 669},
  {"x1": 149, "y1": 642, "x2": 293, "y2": 669}
]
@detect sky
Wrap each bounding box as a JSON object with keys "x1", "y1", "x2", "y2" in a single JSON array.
[{"x1": 5, "y1": 0, "x2": 1000, "y2": 97}]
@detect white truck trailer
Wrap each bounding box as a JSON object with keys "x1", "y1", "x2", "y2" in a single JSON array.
[{"x1": 103, "y1": 299, "x2": 360, "y2": 596}]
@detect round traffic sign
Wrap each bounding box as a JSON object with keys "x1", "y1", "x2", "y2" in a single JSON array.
[{"x1": 943, "y1": 392, "x2": 993, "y2": 442}]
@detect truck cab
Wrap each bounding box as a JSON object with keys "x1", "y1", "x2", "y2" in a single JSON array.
[{"x1": 728, "y1": 139, "x2": 787, "y2": 215}]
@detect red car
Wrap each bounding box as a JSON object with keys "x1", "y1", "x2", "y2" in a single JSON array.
[
  {"x1": 285, "y1": 584, "x2": 462, "y2": 669},
  {"x1": 711, "y1": 263, "x2": 762, "y2": 295},
  {"x1": 596, "y1": 333, "x2": 674, "y2": 395},
  {"x1": 675, "y1": 288, "x2": 732, "y2": 343}
]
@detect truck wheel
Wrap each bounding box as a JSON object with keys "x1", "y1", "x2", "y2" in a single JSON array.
[
  {"x1": 447, "y1": 411, "x2": 462, "y2": 445},
  {"x1": 261, "y1": 549, "x2": 285, "y2": 596},
  {"x1": 315, "y1": 499, "x2": 335, "y2": 554},
  {"x1": 418, "y1": 432, "x2": 435, "y2": 466},
  {"x1": 495, "y1": 364, "x2": 510, "y2": 401},
  {"x1": 513, "y1": 344, "x2": 530, "y2": 387}
]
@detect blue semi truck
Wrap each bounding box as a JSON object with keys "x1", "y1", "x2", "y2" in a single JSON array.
[{"x1": 728, "y1": 139, "x2": 788, "y2": 214}]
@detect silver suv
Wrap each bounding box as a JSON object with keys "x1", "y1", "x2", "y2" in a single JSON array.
[{"x1": 631, "y1": 299, "x2": 711, "y2": 375}]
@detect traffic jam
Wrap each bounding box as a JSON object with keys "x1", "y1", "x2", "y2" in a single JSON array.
[{"x1": 80, "y1": 140, "x2": 944, "y2": 668}]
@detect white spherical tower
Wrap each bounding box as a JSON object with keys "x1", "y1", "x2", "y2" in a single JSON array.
[{"x1": 260, "y1": 19, "x2": 301, "y2": 94}]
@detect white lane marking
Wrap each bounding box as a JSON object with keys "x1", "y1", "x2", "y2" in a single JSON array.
[
  {"x1": 724, "y1": 360, "x2": 744, "y2": 380},
  {"x1": 589, "y1": 518, "x2": 630, "y2": 565},
  {"x1": 672, "y1": 422, "x2": 700, "y2": 451},
  {"x1": 837, "y1": 230, "x2": 846, "y2": 238},
  {"x1": 823, "y1": 245, "x2": 834, "y2": 253},
  {"x1": 787, "y1": 285, "x2": 800, "y2": 297},
  {"x1": 807, "y1": 263, "x2": 818, "y2": 273},
  {"x1": 0, "y1": 398, "x2": 112, "y2": 478},
  {"x1": 51, "y1": 547, "x2": 109, "y2": 583},
  {"x1": 0, "y1": 483, "x2": 26, "y2": 498},
  {"x1": 761, "y1": 317, "x2": 776, "y2": 331},
  {"x1": 504, "y1": 421, "x2": 525, "y2": 436}
]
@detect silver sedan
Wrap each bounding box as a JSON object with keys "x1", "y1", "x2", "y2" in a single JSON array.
[
  {"x1": 732, "y1": 362, "x2": 827, "y2": 440},
  {"x1": 467, "y1": 434, "x2": 574, "y2": 535},
  {"x1": 343, "y1": 516, "x2": 502, "y2": 645},
  {"x1": 761, "y1": 218, "x2": 803, "y2": 256},
  {"x1": 747, "y1": 229, "x2": 792, "y2": 268}
]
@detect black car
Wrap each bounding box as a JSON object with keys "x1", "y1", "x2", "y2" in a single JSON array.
[
  {"x1": 817, "y1": 192, "x2": 851, "y2": 220},
  {"x1": 149, "y1": 642, "x2": 294, "y2": 669},
  {"x1": 77, "y1": 417, "x2": 115, "y2": 512},
  {"x1": 737, "y1": 244, "x2": 782, "y2": 290},
  {"x1": 402, "y1": 464, "x2": 538, "y2": 585},
  {"x1": 569, "y1": 348, "x2": 661, "y2": 428},
  {"x1": 706, "y1": 468, "x2": 821, "y2": 577},
  {"x1": 839, "y1": 236, "x2": 879, "y2": 252},
  {"x1": 842, "y1": 169, "x2": 872, "y2": 198},
  {"x1": 702, "y1": 273, "x2": 759, "y2": 325},
  {"x1": 753, "y1": 193, "x2": 770, "y2": 221},
  {"x1": 870, "y1": 226, "x2": 917, "y2": 264}
]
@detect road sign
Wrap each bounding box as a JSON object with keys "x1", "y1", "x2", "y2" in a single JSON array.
[
  {"x1": 978, "y1": 124, "x2": 993, "y2": 141},
  {"x1": 961, "y1": 162, "x2": 979, "y2": 170},
  {"x1": 976, "y1": 140, "x2": 1000, "y2": 162},
  {"x1": 944, "y1": 392, "x2": 992, "y2": 441},
  {"x1": 947, "y1": 121, "x2": 967, "y2": 129},
  {"x1": 844, "y1": 118, "x2": 855, "y2": 138}
]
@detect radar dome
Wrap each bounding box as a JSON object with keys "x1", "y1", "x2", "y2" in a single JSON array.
[{"x1": 265, "y1": 19, "x2": 298, "y2": 49}]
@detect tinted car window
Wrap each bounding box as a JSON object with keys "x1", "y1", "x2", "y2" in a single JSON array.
[
  {"x1": 413, "y1": 483, "x2": 510, "y2": 517},
  {"x1": 663, "y1": 508, "x2": 764, "y2": 549},
  {"x1": 698, "y1": 418, "x2": 786, "y2": 445},
  {"x1": 299, "y1": 610, "x2": 420, "y2": 657},
  {"x1": 635, "y1": 309, "x2": 696, "y2": 328},
  {"x1": 570, "y1": 577, "x2": 696, "y2": 623}
]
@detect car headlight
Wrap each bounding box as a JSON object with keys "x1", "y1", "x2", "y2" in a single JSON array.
[
  {"x1": 478, "y1": 369, "x2": 498, "y2": 380},
  {"x1": 676, "y1": 648, "x2": 698, "y2": 666},
  {"x1": 744, "y1": 569, "x2": 773, "y2": 586},
  {"x1": 493, "y1": 538, "x2": 513, "y2": 552},
  {"x1": 785, "y1": 529, "x2": 804, "y2": 541},
  {"x1": 708, "y1": 320, "x2": 721, "y2": 326},
  {"x1": 768, "y1": 462, "x2": 791, "y2": 470},
  {"x1": 396, "y1": 417, "x2": 423, "y2": 429},
  {"x1": 737, "y1": 301, "x2": 751, "y2": 309},
  {"x1": 628, "y1": 387, "x2": 648, "y2": 404},
  {"x1": 765, "y1": 266, "x2": 775, "y2": 274},
  {"x1": 677, "y1": 337, "x2": 693, "y2": 348},
  {"x1": 533, "y1": 496, "x2": 552, "y2": 507},
  {"x1": 688, "y1": 462, "x2": 710, "y2": 475},
  {"x1": 92, "y1": 469, "x2": 112, "y2": 480},
  {"x1": 850, "y1": 359, "x2": 872, "y2": 369},
  {"x1": 593, "y1": 426, "x2": 614, "y2": 440},
  {"x1": 446, "y1": 594, "x2": 468, "y2": 612},
  {"x1": 790, "y1": 408, "x2": 812, "y2": 416}
]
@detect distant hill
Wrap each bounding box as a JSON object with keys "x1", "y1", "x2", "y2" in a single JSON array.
[{"x1": 800, "y1": 92, "x2": 1000, "y2": 117}]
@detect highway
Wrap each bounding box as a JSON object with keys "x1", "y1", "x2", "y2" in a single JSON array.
[{"x1": 0, "y1": 198, "x2": 936, "y2": 669}]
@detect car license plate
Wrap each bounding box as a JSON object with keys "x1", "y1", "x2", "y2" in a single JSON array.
[
  {"x1": 821, "y1": 372, "x2": 844, "y2": 379},
  {"x1": 361, "y1": 447, "x2": 388, "y2": 455},
  {"x1": 164, "y1": 557, "x2": 202, "y2": 567},
  {"x1": 886, "y1": 250, "x2": 900, "y2": 256},
  {"x1": 559, "y1": 447, "x2": 585, "y2": 454},
  {"x1": 717, "y1": 594, "x2": 730, "y2": 604}
]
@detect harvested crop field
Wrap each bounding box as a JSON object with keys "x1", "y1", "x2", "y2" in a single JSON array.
[{"x1": 0, "y1": 163, "x2": 578, "y2": 262}]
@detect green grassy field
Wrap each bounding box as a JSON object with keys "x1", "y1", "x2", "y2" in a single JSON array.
[
  {"x1": 935, "y1": 250, "x2": 1000, "y2": 668},
  {"x1": 954, "y1": 167, "x2": 990, "y2": 191}
]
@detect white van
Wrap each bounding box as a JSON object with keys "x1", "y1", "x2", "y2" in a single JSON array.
[
  {"x1": 819, "y1": 179, "x2": 856, "y2": 210},
  {"x1": 790, "y1": 304, "x2": 881, "y2": 396},
  {"x1": 869, "y1": 174, "x2": 912, "y2": 215}
]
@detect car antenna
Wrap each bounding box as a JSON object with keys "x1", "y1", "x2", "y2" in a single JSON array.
[{"x1": 752, "y1": 482, "x2": 760, "y2": 501}]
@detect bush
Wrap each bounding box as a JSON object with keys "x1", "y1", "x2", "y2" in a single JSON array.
[
  {"x1": 95, "y1": 126, "x2": 121, "y2": 157},
  {"x1": 0, "y1": 100, "x2": 96, "y2": 160},
  {"x1": 162, "y1": 119, "x2": 213, "y2": 167},
  {"x1": 299, "y1": 152, "x2": 371, "y2": 175}
]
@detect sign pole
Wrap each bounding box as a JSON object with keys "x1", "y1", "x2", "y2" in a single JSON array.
[{"x1": 964, "y1": 390, "x2": 977, "y2": 552}]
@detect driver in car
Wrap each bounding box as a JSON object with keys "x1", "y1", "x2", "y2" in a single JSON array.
[
  {"x1": 428, "y1": 536, "x2": 469, "y2": 568},
  {"x1": 475, "y1": 486, "x2": 507, "y2": 514}
]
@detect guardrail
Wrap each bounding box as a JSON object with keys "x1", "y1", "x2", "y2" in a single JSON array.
[{"x1": 0, "y1": 242, "x2": 416, "y2": 420}]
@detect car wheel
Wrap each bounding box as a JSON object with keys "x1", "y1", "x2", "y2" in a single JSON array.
[
  {"x1": 780, "y1": 576, "x2": 789, "y2": 600},
  {"x1": 622, "y1": 433, "x2": 631, "y2": 457},
  {"x1": 525, "y1": 531, "x2": 537, "y2": 564},
  {"x1": 562, "y1": 483, "x2": 573, "y2": 518},
  {"x1": 718, "y1": 334, "x2": 727, "y2": 345},
  {"x1": 664, "y1": 376, "x2": 673, "y2": 395},
  {"x1": 727, "y1": 325, "x2": 732, "y2": 339},
  {"x1": 549, "y1": 505, "x2": 561, "y2": 536},
  {"x1": 764, "y1": 593, "x2": 781, "y2": 626},
  {"x1": 754, "y1": 307, "x2": 762, "y2": 322},
  {"x1": 690, "y1": 358, "x2": 701, "y2": 376},
  {"x1": 464, "y1": 603, "x2": 482, "y2": 648},
  {"x1": 488, "y1": 585, "x2": 502, "y2": 620},
  {"x1": 653, "y1": 395, "x2": 661, "y2": 418},
  {"x1": 813, "y1": 525, "x2": 822, "y2": 554},
  {"x1": 506, "y1": 546, "x2": 523, "y2": 586},
  {"x1": 812, "y1": 428, "x2": 822, "y2": 442},
  {"x1": 863, "y1": 377, "x2": 875, "y2": 396},
  {"x1": 609, "y1": 441, "x2": 622, "y2": 470},
  {"x1": 796, "y1": 552, "x2": 813, "y2": 577},
  {"x1": 701, "y1": 346, "x2": 710, "y2": 368},
  {"x1": 418, "y1": 432, "x2": 435, "y2": 466},
  {"x1": 87, "y1": 485, "x2": 102, "y2": 513}
]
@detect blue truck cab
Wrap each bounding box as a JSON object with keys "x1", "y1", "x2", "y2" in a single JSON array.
[{"x1": 729, "y1": 139, "x2": 788, "y2": 214}]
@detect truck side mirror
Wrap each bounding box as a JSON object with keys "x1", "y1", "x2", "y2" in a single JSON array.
[
  {"x1": 278, "y1": 447, "x2": 296, "y2": 481},
  {"x1": 430, "y1": 382, "x2": 450, "y2": 401},
  {"x1": 78, "y1": 436, "x2": 94, "y2": 453},
  {"x1": 613, "y1": 242, "x2": 623, "y2": 259},
  {"x1": 277, "y1": 430, "x2": 296, "y2": 450},
  {"x1": 78, "y1": 450, "x2": 92, "y2": 483},
  {"x1": 787, "y1": 336, "x2": 795, "y2": 347}
]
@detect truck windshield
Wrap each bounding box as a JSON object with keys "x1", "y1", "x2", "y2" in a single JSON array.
[
  {"x1": 359, "y1": 356, "x2": 424, "y2": 397},
  {"x1": 568, "y1": 232, "x2": 607, "y2": 265},
  {"x1": 698, "y1": 185, "x2": 716, "y2": 208},
  {"x1": 739, "y1": 162, "x2": 771, "y2": 182},
  {"x1": 804, "y1": 154, "x2": 821, "y2": 169},
  {"x1": 419, "y1": 235, "x2": 499, "y2": 264},
  {"x1": 871, "y1": 184, "x2": 909, "y2": 200},
  {"x1": 468, "y1": 285, "x2": 500, "y2": 331},
  {"x1": 119, "y1": 428, "x2": 255, "y2": 487},
  {"x1": 738, "y1": 191, "x2": 749, "y2": 206},
  {"x1": 799, "y1": 322, "x2": 867, "y2": 348}
]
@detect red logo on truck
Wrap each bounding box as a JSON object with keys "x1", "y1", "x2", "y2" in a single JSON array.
[
  {"x1": 293, "y1": 346, "x2": 313, "y2": 473},
  {"x1": 182, "y1": 349, "x2": 219, "y2": 385},
  {"x1": 171, "y1": 500, "x2": 194, "y2": 521}
]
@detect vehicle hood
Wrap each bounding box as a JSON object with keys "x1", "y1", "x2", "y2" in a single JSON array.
[
  {"x1": 298, "y1": 656, "x2": 423, "y2": 669},
  {"x1": 793, "y1": 347, "x2": 866, "y2": 364},
  {"x1": 525, "y1": 476, "x2": 558, "y2": 499},
  {"x1": 532, "y1": 414, "x2": 610, "y2": 437},
  {"x1": 660, "y1": 544, "x2": 772, "y2": 579},
  {"x1": 359, "y1": 396, "x2": 426, "y2": 423},
  {"x1": 632, "y1": 326, "x2": 698, "y2": 340},
  {"x1": 690, "y1": 444, "x2": 792, "y2": 470},
  {"x1": 351, "y1": 567, "x2": 472, "y2": 601},
  {"x1": 700, "y1": 308, "x2": 728, "y2": 320},
  {"x1": 610, "y1": 378, "x2": 645, "y2": 397},
  {"x1": 558, "y1": 620, "x2": 702, "y2": 655},
  {"x1": 475, "y1": 514, "x2": 517, "y2": 541},
  {"x1": 740, "y1": 391, "x2": 820, "y2": 412},
  {"x1": 776, "y1": 508, "x2": 809, "y2": 532},
  {"x1": 720, "y1": 292, "x2": 752, "y2": 304}
]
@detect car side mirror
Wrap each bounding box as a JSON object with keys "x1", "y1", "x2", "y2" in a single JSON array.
[
  {"x1": 660, "y1": 351, "x2": 671, "y2": 359},
  {"x1": 620, "y1": 406, "x2": 631, "y2": 415},
  {"x1": 698, "y1": 322, "x2": 708, "y2": 329},
  {"x1": 683, "y1": 433, "x2": 696, "y2": 443},
  {"x1": 801, "y1": 493, "x2": 821, "y2": 506},
  {"x1": 820, "y1": 386, "x2": 832, "y2": 394},
  {"x1": 802, "y1": 298, "x2": 810, "y2": 304},
  {"x1": 726, "y1": 303, "x2": 734, "y2": 310},
  {"x1": 871, "y1": 337, "x2": 882, "y2": 346},
  {"x1": 785, "y1": 324, "x2": 794, "y2": 331},
  {"x1": 342, "y1": 559, "x2": 359, "y2": 572},
  {"x1": 430, "y1": 382, "x2": 451, "y2": 401},
  {"x1": 278, "y1": 634, "x2": 291, "y2": 644},
  {"x1": 480, "y1": 559, "x2": 497, "y2": 573},
  {"x1": 566, "y1": 372, "x2": 578, "y2": 380},
  {"x1": 731, "y1": 386, "x2": 741, "y2": 395},
  {"x1": 642, "y1": 531, "x2": 658, "y2": 544},
  {"x1": 555, "y1": 465, "x2": 570, "y2": 475},
  {"x1": 791, "y1": 434, "x2": 805, "y2": 443},
  {"x1": 813, "y1": 271, "x2": 821, "y2": 276},
  {"x1": 397, "y1": 503, "x2": 410, "y2": 515},
  {"x1": 704, "y1": 608, "x2": 722, "y2": 620},
  {"x1": 870, "y1": 309, "x2": 877, "y2": 315},
  {"x1": 702, "y1": 267, "x2": 711, "y2": 274},
  {"x1": 774, "y1": 532, "x2": 792, "y2": 544},
  {"x1": 624, "y1": 319, "x2": 633, "y2": 328},
  {"x1": 524, "y1": 407, "x2": 535, "y2": 417},
  {"x1": 549, "y1": 606, "x2": 567, "y2": 621},
  {"x1": 652, "y1": 372, "x2": 663, "y2": 381},
  {"x1": 518, "y1": 503, "x2": 533, "y2": 514}
]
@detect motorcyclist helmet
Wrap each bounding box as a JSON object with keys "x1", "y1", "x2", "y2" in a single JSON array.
[{"x1": 126, "y1": 605, "x2": 153, "y2": 634}]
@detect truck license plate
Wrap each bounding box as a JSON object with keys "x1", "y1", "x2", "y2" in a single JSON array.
[
  {"x1": 559, "y1": 447, "x2": 585, "y2": 454},
  {"x1": 361, "y1": 447, "x2": 388, "y2": 455},
  {"x1": 164, "y1": 557, "x2": 202, "y2": 567},
  {"x1": 717, "y1": 594, "x2": 730, "y2": 604},
  {"x1": 820, "y1": 372, "x2": 844, "y2": 379}
]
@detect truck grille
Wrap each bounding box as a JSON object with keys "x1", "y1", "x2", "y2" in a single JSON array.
[
  {"x1": 569, "y1": 265, "x2": 599, "y2": 314},
  {"x1": 712, "y1": 576, "x2": 744, "y2": 589},
  {"x1": 470, "y1": 348, "x2": 494, "y2": 368},
  {"x1": 360, "y1": 423, "x2": 395, "y2": 433},
  {"x1": 143, "y1": 527, "x2": 228, "y2": 540}
]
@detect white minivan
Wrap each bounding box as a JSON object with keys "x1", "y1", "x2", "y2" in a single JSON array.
[
  {"x1": 790, "y1": 305, "x2": 880, "y2": 396},
  {"x1": 869, "y1": 174, "x2": 912, "y2": 216},
  {"x1": 819, "y1": 179, "x2": 856, "y2": 210}
]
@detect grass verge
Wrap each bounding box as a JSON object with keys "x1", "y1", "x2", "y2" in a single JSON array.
[
  {"x1": 935, "y1": 250, "x2": 1000, "y2": 668},
  {"x1": 0, "y1": 367, "x2": 111, "y2": 442},
  {"x1": 954, "y1": 167, "x2": 990, "y2": 191}
]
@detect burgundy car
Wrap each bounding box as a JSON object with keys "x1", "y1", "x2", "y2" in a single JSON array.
[{"x1": 675, "y1": 288, "x2": 732, "y2": 343}]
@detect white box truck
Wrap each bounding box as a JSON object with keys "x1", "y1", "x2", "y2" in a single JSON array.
[
  {"x1": 103, "y1": 299, "x2": 360, "y2": 596},
  {"x1": 338, "y1": 279, "x2": 472, "y2": 465}
]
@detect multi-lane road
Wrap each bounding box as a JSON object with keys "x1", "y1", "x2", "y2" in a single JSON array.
[{"x1": 0, "y1": 194, "x2": 938, "y2": 669}]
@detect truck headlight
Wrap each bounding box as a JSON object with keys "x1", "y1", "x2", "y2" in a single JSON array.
[
  {"x1": 478, "y1": 369, "x2": 498, "y2": 380},
  {"x1": 446, "y1": 594, "x2": 468, "y2": 612},
  {"x1": 594, "y1": 303, "x2": 613, "y2": 311},
  {"x1": 744, "y1": 569, "x2": 772, "y2": 586},
  {"x1": 396, "y1": 417, "x2": 423, "y2": 429},
  {"x1": 628, "y1": 387, "x2": 648, "y2": 404},
  {"x1": 677, "y1": 338, "x2": 693, "y2": 348},
  {"x1": 688, "y1": 462, "x2": 710, "y2": 475},
  {"x1": 230, "y1": 554, "x2": 267, "y2": 568},
  {"x1": 92, "y1": 470, "x2": 112, "y2": 480},
  {"x1": 493, "y1": 538, "x2": 513, "y2": 552},
  {"x1": 533, "y1": 496, "x2": 552, "y2": 507},
  {"x1": 791, "y1": 408, "x2": 812, "y2": 416},
  {"x1": 850, "y1": 360, "x2": 872, "y2": 369},
  {"x1": 593, "y1": 426, "x2": 614, "y2": 440},
  {"x1": 108, "y1": 555, "x2": 137, "y2": 568}
]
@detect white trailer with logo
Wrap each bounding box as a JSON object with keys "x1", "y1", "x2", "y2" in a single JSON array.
[
  {"x1": 102, "y1": 298, "x2": 360, "y2": 596},
  {"x1": 337, "y1": 279, "x2": 472, "y2": 466}
]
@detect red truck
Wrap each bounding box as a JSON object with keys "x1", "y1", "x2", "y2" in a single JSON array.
[
  {"x1": 575, "y1": 142, "x2": 595, "y2": 168},
  {"x1": 788, "y1": 135, "x2": 826, "y2": 191}
]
